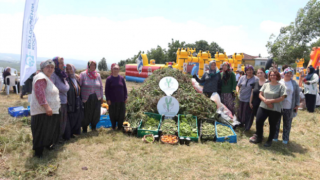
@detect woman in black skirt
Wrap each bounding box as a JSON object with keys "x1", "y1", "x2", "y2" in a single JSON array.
[
  {"x1": 66, "y1": 64, "x2": 83, "y2": 138},
  {"x1": 105, "y1": 63, "x2": 127, "y2": 130},
  {"x1": 30, "y1": 60, "x2": 61, "y2": 158},
  {"x1": 79, "y1": 61, "x2": 104, "y2": 132},
  {"x1": 247, "y1": 68, "x2": 266, "y2": 131}
]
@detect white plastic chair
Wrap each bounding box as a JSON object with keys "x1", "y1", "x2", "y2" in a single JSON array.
[
  {"x1": 5, "y1": 76, "x2": 18, "y2": 95},
  {"x1": 11, "y1": 68, "x2": 18, "y2": 76}
]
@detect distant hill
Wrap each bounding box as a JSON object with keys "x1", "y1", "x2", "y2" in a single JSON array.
[{"x1": 0, "y1": 53, "x2": 88, "y2": 71}]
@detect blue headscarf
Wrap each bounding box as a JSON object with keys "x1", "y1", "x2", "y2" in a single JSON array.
[{"x1": 305, "y1": 66, "x2": 315, "y2": 80}]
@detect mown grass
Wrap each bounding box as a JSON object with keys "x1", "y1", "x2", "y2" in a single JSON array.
[{"x1": 0, "y1": 86, "x2": 320, "y2": 180}]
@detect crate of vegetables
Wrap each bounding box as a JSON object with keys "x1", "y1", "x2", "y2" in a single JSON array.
[
  {"x1": 200, "y1": 119, "x2": 216, "y2": 141},
  {"x1": 137, "y1": 112, "x2": 162, "y2": 138},
  {"x1": 160, "y1": 117, "x2": 178, "y2": 136},
  {"x1": 215, "y1": 121, "x2": 237, "y2": 143},
  {"x1": 178, "y1": 114, "x2": 199, "y2": 142}
]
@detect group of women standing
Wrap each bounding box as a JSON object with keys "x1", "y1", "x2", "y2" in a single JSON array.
[
  {"x1": 195, "y1": 60, "x2": 319, "y2": 147},
  {"x1": 30, "y1": 58, "x2": 127, "y2": 158}
]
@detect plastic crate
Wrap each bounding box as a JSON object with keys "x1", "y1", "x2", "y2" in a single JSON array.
[
  {"x1": 8, "y1": 106, "x2": 30, "y2": 117},
  {"x1": 178, "y1": 114, "x2": 199, "y2": 142},
  {"x1": 200, "y1": 119, "x2": 216, "y2": 141},
  {"x1": 160, "y1": 116, "x2": 178, "y2": 136},
  {"x1": 91, "y1": 115, "x2": 112, "y2": 129},
  {"x1": 137, "y1": 112, "x2": 162, "y2": 138},
  {"x1": 215, "y1": 121, "x2": 237, "y2": 143}
]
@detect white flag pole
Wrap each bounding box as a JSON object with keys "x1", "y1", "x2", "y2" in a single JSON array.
[{"x1": 20, "y1": 0, "x2": 39, "y2": 86}]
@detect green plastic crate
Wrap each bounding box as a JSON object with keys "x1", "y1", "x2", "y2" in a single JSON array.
[
  {"x1": 178, "y1": 114, "x2": 199, "y2": 142},
  {"x1": 137, "y1": 112, "x2": 162, "y2": 138},
  {"x1": 200, "y1": 119, "x2": 216, "y2": 141}
]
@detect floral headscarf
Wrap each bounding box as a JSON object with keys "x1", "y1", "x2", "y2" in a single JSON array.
[
  {"x1": 284, "y1": 67, "x2": 294, "y2": 74},
  {"x1": 66, "y1": 64, "x2": 76, "y2": 79},
  {"x1": 222, "y1": 62, "x2": 231, "y2": 72},
  {"x1": 222, "y1": 62, "x2": 231, "y2": 84},
  {"x1": 53, "y1": 56, "x2": 67, "y2": 82},
  {"x1": 86, "y1": 60, "x2": 98, "y2": 79}
]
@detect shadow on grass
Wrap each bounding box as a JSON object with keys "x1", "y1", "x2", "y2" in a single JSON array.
[
  {"x1": 22, "y1": 128, "x2": 104, "y2": 176},
  {"x1": 256, "y1": 140, "x2": 308, "y2": 157},
  {"x1": 234, "y1": 126, "x2": 308, "y2": 157}
]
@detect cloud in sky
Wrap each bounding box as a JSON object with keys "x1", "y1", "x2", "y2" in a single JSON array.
[
  {"x1": 0, "y1": 13, "x2": 283, "y2": 64},
  {"x1": 260, "y1": 20, "x2": 286, "y2": 35}
]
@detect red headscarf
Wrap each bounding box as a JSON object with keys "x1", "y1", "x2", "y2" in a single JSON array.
[
  {"x1": 110, "y1": 63, "x2": 120, "y2": 76},
  {"x1": 86, "y1": 60, "x2": 98, "y2": 79}
]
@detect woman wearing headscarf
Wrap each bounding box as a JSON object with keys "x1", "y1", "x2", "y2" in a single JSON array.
[
  {"x1": 236, "y1": 65, "x2": 258, "y2": 127},
  {"x1": 80, "y1": 60, "x2": 103, "y2": 133},
  {"x1": 193, "y1": 60, "x2": 221, "y2": 98},
  {"x1": 303, "y1": 66, "x2": 319, "y2": 112},
  {"x1": 273, "y1": 67, "x2": 300, "y2": 144},
  {"x1": 30, "y1": 60, "x2": 61, "y2": 158},
  {"x1": 220, "y1": 62, "x2": 236, "y2": 114},
  {"x1": 51, "y1": 56, "x2": 70, "y2": 142},
  {"x1": 66, "y1": 64, "x2": 83, "y2": 138},
  {"x1": 105, "y1": 63, "x2": 128, "y2": 130},
  {"x1": 247, "y1": 68, "x2": 266, "y2": 131}
]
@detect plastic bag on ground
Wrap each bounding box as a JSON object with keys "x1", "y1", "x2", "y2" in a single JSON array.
[
  {"x1": 101, "y1": 107, "x2": 107, "y2": 115},
  {"x1": 211, "y1": 92, "x2": 240, "y2": 126},
  {"x1": 210, "y1": 92, "x2": 222, "y2": 108},
  {"x1": 191, "y1": 78, "x2": 203, "y2": 93}
]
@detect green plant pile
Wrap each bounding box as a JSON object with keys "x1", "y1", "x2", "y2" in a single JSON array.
[
  {"x1": 179, "y1": 114, "x2": 197, "y2": 138},
  {"x1": 201, "y1": 122, "x2": 215, "y2": 139},
  {"x1": 140, "y1": 115, "x2": 160, "y2": 131},
  {"x1": 161, "y1": 119, "x2": 177, "y2": 135},
  {"x1": 216, "y1": 124, "x2": 234, "y2": 137},
  {"x1": 126, "y1": 68, "x2": 217, "y2": 119}
]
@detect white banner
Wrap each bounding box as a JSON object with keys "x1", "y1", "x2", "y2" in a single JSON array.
[
  {"x1": 20, "y1": 0, "x2": 39, "y2": 86},
  {"x1": 159, "y1": 76, "x2": 179, "y2": 96},
  {"x1": 157, "y1": 96, "x2": 179, "y2": 117}
]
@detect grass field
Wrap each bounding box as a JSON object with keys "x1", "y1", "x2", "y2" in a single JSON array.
[{"x1": 0, "y1": 82, "x2": 320, "y2": 180}]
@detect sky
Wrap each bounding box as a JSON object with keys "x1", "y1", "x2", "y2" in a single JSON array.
[{"x1": 0, "y1": 0, "x2": 311, "y2": 64}]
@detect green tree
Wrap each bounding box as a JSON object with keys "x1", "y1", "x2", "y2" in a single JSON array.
[
  {"x1": 208, "y1": 41, "x2": 224, "y2": 57},
  {"x1": 266, "y1": 0, "x2": 320, "y2": 65},
  {"x1": 186, "y1": 40, "x2": 224, "y2": 57},
  {"x1": 147, "y1": 45, "x2": 167, "y2": 64},
  {"x1": 98, "y1": 57, "x2": 108, "y2": 71},
  {"x1": 167, "y1": 39, "x2": 186, "y2": 62}
]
